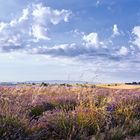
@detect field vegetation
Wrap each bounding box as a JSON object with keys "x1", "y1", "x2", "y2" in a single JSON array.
[
  {"x1": 96, "y1": 83, "x2": 140, "y2": 89},
  {"x1": 0, "y1": 84, "x2": 139, "y2": 140}
]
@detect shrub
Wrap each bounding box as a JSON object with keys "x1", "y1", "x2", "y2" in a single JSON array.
[
  {"x1": 0, "y1": 115, "x2": 28, "y2": 140},
  {"x1": 29, "y1": 103, "x2": 55, "y2": 120}
]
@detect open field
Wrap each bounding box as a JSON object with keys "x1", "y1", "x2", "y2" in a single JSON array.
[
  {"x1": 0, "y1": 84, "x2": 139, "y2": 140},
  {"x1": 96, "y1": 84, "x2": 140, "y2": 89}
]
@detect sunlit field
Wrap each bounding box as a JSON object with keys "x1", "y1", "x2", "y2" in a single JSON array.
[
  {"x1": 0, "y1": 84, "x2": 139, "y2": 140},
  {"x1": 96, "y1": 84, "x2": 140, "y2": 89}
]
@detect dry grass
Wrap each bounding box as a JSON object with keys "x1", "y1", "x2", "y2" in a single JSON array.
[
  {"x1": 96, "y1": 84, "x2": 140, "y2": 89},
  {"x1": 0, "y1": 84, "x2": 139, "y2": 139}
]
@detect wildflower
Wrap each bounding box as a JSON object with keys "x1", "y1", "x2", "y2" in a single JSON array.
[{"x1": 106, "y1": 105, "x2": 115, "y2": 112}]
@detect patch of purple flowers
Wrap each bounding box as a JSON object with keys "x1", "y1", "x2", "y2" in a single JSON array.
[{"x1": 106, "y1": 104, "x2": 116, "y2": 112}]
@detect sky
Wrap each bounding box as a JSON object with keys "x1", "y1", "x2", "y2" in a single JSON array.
[{"x1": 0, "y1": 0, "x2": 140, "y2": 83}]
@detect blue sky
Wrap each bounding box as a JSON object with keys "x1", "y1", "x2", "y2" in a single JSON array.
[{"x1": 0, "y1": 0, "x2": 140, "y2": 83}]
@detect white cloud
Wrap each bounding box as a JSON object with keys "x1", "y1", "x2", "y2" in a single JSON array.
[
  {"x1": 0, "y1": 3, "x2": 72, "y2": 50},
  {"x1": 83, "y1": 32, "x2": 99, "y2": 48},
  {"x1": 7, "y1": 34, "x2": 21, "y2": 44},
  {"x1": 31, "y1": 24, "x2": 50, "y2": 41},
  {"x1": 82, "y1": 32, "x2": 106, "y2": 49},
  {"x1": 32, "y1": 3, "x2": 71, "y2": 25},
  {"x1": 31, "y1": 3, "x2": 71, "y2": 41},
  {"x1": 52, "y1": 44, "x2": 69, "y2": 49},
  {"x1": 0, "y1": 2, "x2": 136, "y2": 65},
  {"x1": 0, "y1": 22, "x2": 7, "y2": 32},
  {"x1": 118, "y1": 46, "x2": 129, "y2": 56},
  {"x1": 18, "y1": 8, "x2": 29, "y2": 23},
  {"x1": 132, "y1": 26, "x2": 140, "y2": 49},
  {"x1": 112, "y1": 24, "x2": 120, "y2": 36},
  {"x1": 9, "y1": 8, "x2": 29, "y2": 27}
]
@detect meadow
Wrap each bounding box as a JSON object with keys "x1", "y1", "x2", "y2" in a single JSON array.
[{"x1": 0, "y1": 84, "x2": 139, "y2": 140}]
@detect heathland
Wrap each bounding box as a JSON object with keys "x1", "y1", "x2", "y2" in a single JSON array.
[{"x1": 0, "y1": 83, "x2": 139, "y2": 140}]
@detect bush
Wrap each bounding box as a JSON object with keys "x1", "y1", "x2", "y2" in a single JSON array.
[
  {"x1": 40, "y1": 82, "x2": 49, "y2": 87},
  {"x1": 0, "y1": 115, "x2": 28, "y2": 140},
  {"x1": 29, "y1": 103, "x2": 55, "y2": 120}
]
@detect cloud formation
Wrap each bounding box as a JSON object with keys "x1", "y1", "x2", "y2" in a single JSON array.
[
  {"x1": 0, "y1": 2, "x2": 138, "y2": 65},
  {"x1": 118, "y1": 46, "x2": 129, "y2": 56},
  {"x1": 0, "y1": 3, "x2": 71, "y2": 51},
  {"x1": 31, "y1": 3, "x2": 71, "y2": 41},
  {"x1": 112, "y1": 24, "x2": 120, "y2": 37},
  {"x1": 132, "y1": 26, "x2": 140, "y2": 49},
  {"x1": 83, "y1": 32, "x2": 100, "y2": 48}
]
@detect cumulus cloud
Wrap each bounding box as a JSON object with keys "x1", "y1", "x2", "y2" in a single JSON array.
[
  {"x1": 83, "y1": 33, "x2": 99, "y2": 47},
  {"x1": 0, "y1": 3, "x2": 137, "y2": 64},
  {"x1": 0, "y1": 22, "x2": 7, "y2": 32},
  {"x1": 32, "y1": 3, "x2": 71, "y2": 25},
  {"x1": 31, "y1": 24, "x2": 50, "y2": 41},
  {"x1": 132, "y1": 26, "x2": 140, "y2": 49},
  {"x1": 112, "y1": 24, "x2": 120, "y2": 36},
  {"x1": 18, "y1": 27, "x2": 135, "y2": 63},
  {"x1": 118, "y1": 46, "x2": 129, "y2": 56},
  {"x1": 82, "y1": 32, "x2": 104, "y2": 48},
  {"x1": 18, "y1": 8, "x2": 29, "y2": 23},
  {"x1": 31, "y1": 3, "x2": 71, "y2": 41},
  {"x1": 0, "y1": 3, "x2": 72, "y2": 52},
  {"x1": 27, "y1": 41, "x2": 123, "y2": 62}
]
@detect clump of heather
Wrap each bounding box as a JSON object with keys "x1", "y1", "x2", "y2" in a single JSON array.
[
  {"x1": 0, "y1": 115, "x2": 28, "y2": 140},
  {"x1": 0, "y1": 85, "x2": 139, "y2": 139}
]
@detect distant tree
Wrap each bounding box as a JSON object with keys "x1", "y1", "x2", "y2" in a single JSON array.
[
  {"x1": 66, "y1": 84, "x2": 72, "y2": 87},
  {"x1": 41, "y1": 82, "x2": 49, "y2": 86},
  {"x1": 60, "y1": 83, "x2": 67, "y2": 86},
  {"x1": 132, "y1": 82, "x2": 137, "y2": 85},
  {"x1": 125, "y1": 83, "x2": 130, "y2": 85}
]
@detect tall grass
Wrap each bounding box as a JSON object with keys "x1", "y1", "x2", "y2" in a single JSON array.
[{"x1": 0, "y1": 85, "x2": 139, "y2": 139}]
